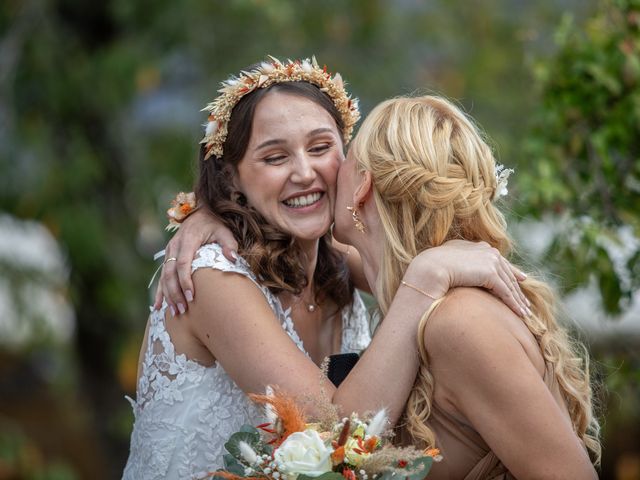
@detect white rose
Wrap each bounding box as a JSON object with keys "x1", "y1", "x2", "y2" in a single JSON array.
[{"x1": 274, "y1": 430, "x2": 333, "y2": 480}]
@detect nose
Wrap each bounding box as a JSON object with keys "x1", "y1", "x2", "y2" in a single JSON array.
[{"x1": 290, "y1": 153, "x2": 317, "y2": 184}]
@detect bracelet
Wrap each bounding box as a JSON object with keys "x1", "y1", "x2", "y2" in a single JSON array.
[
  {"x1": 400, "y1": 280, "x2": 438, "y2": 301},
  {"x1": 166, "y1": 191, "x2": 198, "y2": 232}
]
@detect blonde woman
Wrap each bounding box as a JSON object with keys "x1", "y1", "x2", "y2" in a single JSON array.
[{"x1": 332, "y1": 95, "x2": 600, "y2": 479}]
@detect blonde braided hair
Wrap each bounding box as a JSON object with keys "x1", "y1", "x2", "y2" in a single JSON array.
[{"x1": 350, "y1": 95, "x2": 601, "y2": 463}]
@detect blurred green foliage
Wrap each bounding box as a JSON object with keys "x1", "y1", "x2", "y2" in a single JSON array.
[
  {"x1": 518, "y1": 0, "x2": 640, "y2": 314},
  {"x1": 0, "y1": 418, "x2": 77, "y2": 480}
]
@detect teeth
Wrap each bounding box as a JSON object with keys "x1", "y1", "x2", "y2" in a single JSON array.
[{"x1": 284, "y1": 192, "x2": 322, "y2": 208}]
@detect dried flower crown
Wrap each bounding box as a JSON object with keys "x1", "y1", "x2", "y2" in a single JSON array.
[{"x1": 200, "y1": 56, "x2": 361, "y2": 160}]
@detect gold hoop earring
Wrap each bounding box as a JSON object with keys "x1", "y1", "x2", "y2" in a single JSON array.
[{"x1": 346, "y1": 206, "x2": 366, "y2": 233}]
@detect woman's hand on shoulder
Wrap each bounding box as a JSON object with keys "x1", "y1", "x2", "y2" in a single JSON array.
[
  {"x1": 154, "y1": 208, "x2": 239, "y2": 314},
  {"x1": 404, "y1": 239, "x2": 531, "y2": 318}
]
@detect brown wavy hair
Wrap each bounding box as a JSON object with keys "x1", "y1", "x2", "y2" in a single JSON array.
[
  {"x1": 196, "y1": 81, "x2": 353, "y2": 310},
  {"x1": 350, "y1": 95, "x2": 601, "y2": 463}
]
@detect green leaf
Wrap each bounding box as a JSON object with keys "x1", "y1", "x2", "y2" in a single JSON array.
[
  {"x1": 223, "y1": 454, "x2": 246, "y2": 476},
  {"x1": 298, "y1": 473, "x2": 344, "y2": 480},
  {"x1": 405, "y1": 456, "x2": 434, "y2": 480},
  {"x1": 240, "y1": 424, "x2": 260, "y2": 435},
  {"x1": 211, "y1": 475, "x2": 233, "y2": 480},
  {"x1": 376, "y1": 471, "x2": 396, "y2": 480},
  {"x1": 224, "y1": 431, "x2": 261, "y2": 458}
]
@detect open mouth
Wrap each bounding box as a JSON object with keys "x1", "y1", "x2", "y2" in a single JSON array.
[{"x1": 282, "y1": 192, "x2": 323, "y2": 208}]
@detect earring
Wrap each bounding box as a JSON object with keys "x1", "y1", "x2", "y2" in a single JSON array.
[{"x1": 346, "y1": 206, "x2": 366, "y2": 233}]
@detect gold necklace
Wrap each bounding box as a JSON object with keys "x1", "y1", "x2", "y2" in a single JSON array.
[{"x1": 298, "y1": 288, "x2": 317, "y2": 313}]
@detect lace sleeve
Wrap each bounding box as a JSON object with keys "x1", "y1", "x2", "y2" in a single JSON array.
[
  {"x1": 191, "y1": 243, "x2": 306, "y2": 353},
  {"x1": 340, "y1": 291, "x2": 372, "y2": 354},
  {"x1": 191, "y1": 243, "x2": 274, "y2": 302}
]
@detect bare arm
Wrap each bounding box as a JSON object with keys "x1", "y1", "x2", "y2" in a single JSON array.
[
  {"x1": 185, "y1": 263, "x2": 433, "y2": 424},
  {"x1": 425, "y1": 288, "x2": 597, "y2": 479},
  {"x1": 157, "y1": 209, "x2": 530, "y2": 318}
]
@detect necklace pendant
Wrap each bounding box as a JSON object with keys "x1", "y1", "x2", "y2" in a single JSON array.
[{"x1": 307, "y1": 304, "x2": 316, "y2": 313}]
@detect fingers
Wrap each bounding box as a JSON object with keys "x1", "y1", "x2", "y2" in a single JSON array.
[
  {"x1": 215, "y1": 228, "x2": 239, "y2": 263},
  {"x1": 502, "y1": 258, "x2": 531, "y2": 310},
  {"x1": 493, "y1": 263, "x2": 528, "y2": 318},
  {"x1": 176, "y1": 234, "x2": 203, "y2": 305},
  {"x1": 153, "y1": 285, "x2": 163, "y2": 311},
  {"x1": 476, "y1": 245, "x2": 526, "y2": 318},
  {"x1": 476, "y1": 243, "x2": 531, "y2": 317},
  {"x1": 159, "y1": 242, "x2": 185, "y2": 317},
  {"x1": 512, "y1": 264, "x2": 528, "y2": 282}
]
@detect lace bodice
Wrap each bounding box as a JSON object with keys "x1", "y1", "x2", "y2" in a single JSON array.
[{"x1": 123, "y1": 243, "x2": 371, "y2": 480}]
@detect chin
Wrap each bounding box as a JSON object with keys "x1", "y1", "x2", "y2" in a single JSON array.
[{"x1": 293, "y1": 223, "x2": 333, "y2": 242}]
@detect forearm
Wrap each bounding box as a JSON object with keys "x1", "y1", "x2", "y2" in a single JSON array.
[{"x1": 332, "y1": 285, "x2": 433, "y2": 424}]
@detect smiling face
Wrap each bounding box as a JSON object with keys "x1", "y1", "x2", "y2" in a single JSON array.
[{"x1": 234, "y1": 91, "x2": 344, "y2": 242}]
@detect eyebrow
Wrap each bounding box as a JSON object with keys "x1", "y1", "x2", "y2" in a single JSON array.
[
  {"x1": 254, "y1": 128, "x2": 336, "y2": 151},
  {"x1": 255, "y1": 139, "x2": 285, "y2": 150}
]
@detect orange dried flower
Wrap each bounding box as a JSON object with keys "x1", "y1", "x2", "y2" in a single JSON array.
[
  {"x1": 166, "y1": 192, "x2": 197, "y2": 231},
  {"x1": 249, "y1": 391, "x2": 306, "y2": 442},
  {"x1": 207, "y1": 471, "x2": 262, "y2": 480},
  {"x1": 342, "y1": 468, "x2": 356, "y2": 480},
  {"x1": 424, "y1": 448, "x2": 440, "y2": 458},
  {"x1": 331, "y1": 445, "x2": 345, "y2": 465},
  {"x1": 363, "y1": 437, "x2": 377, "y2": 453}
]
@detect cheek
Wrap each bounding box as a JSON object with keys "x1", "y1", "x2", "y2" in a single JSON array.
[
  {"x1": 324, "y1": 155, "x2": 342, "y2": 193},
  {"x1": 336, "y1": 165, "x2": 350, "y2": 200},
  {"x1": 238, "y1": 166, "x2": 279, "y2": 202}
]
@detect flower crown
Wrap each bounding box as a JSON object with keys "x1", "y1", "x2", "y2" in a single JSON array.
[{"x1": 200, "y1": 56, "x2": 361, "y2": 160}]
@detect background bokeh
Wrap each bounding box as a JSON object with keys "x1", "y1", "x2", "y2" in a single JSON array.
[{"x1": 1, "y1": 0, "x2": 639, "y2": 479}]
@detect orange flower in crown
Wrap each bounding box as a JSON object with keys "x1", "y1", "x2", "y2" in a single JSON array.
[{"x1": 200, "y1": 56, "x2": 360, "y2": 160}]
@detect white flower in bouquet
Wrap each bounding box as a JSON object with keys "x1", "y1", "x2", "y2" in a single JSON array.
[{"x1": 274, "y1": 430, "x2": 333, "y2": 480}]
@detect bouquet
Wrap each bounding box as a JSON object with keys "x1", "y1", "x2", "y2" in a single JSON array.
[{"x1": 208, "y1": 390, "x2": 441, "y2": 480}]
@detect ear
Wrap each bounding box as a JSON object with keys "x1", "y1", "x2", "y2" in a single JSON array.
[
  {"x1": 229, "y1": 166, "x2": 243, "y2": 193},
  {"x1": 353, "y1": 171, "x2": 373, "y2": 207}
]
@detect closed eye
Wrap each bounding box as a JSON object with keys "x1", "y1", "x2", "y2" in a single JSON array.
[
  {"x1": 264, "y1": 155, "x2": 287, "y2": 165},
  {"x1": 309, "y1": 143, "x2": 332, "y2": 154}
]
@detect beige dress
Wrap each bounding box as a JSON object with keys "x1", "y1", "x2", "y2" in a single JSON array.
[{"x1": 401, "y1": 367, "x2": 558, "y2": 480}]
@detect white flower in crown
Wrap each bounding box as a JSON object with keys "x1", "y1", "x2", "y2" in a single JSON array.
[
  {"x1": 199, "y1": 56, "x2": 360, "y2": 160},
  {"x1": 494, "y1": 164, "x2": 515, "y2": 199}
]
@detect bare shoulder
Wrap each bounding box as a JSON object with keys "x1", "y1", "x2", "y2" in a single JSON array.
[
  {"x1": 186, "y1": 266, "x2": 278, "y2": 335},
  {"x1": 424, "y1": 287, "x2": 544, "y2": 376},
  {"x1": 425, "y1": 287, "x2": 517, "y2": 348}
]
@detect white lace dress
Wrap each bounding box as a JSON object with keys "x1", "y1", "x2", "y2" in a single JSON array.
[{"x1": 123, "y1": 243, "x2": 372, "y2": 480}]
